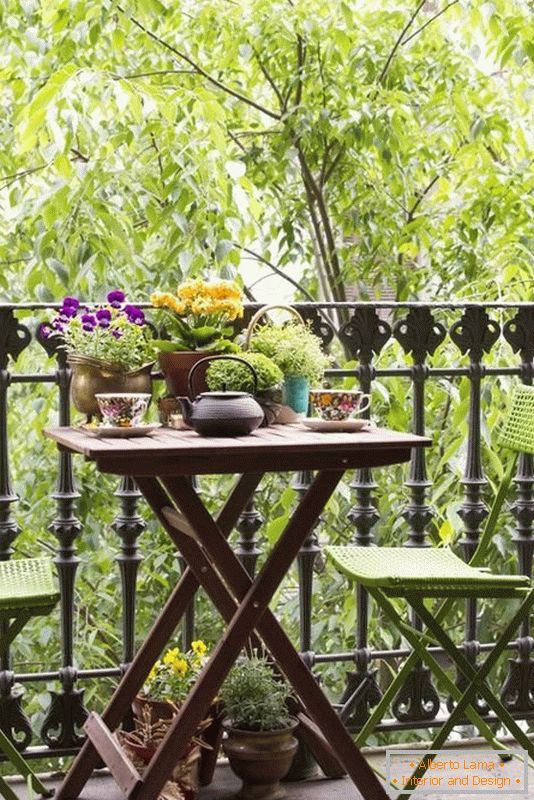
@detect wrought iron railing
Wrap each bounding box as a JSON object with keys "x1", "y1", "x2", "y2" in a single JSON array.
[{"x1": 1, "y1": 300, "x2": 534, "y2": 757}]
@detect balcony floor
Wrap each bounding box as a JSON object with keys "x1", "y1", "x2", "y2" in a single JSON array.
[{"x1": 8, "y1": 744, "x2": 534, "y2": 799}]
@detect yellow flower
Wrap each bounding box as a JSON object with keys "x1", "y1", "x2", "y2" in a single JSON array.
[
  {"x1": 191, "y1": 640, "x2": 207, "y2": 656},
  {"x1": 147, "y1": 661, "x2": 161, "y2": 682},
  {"x1": 163, "y1": 647, "x2": 181, "y2": 666},
  {"x1": 172, "y1": 658, "x2": 188, "y2": 678}
]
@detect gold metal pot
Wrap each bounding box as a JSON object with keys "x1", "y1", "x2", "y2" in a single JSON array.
[{"x1": 67, "y1": 355, "x2": 154, "y2": 419}]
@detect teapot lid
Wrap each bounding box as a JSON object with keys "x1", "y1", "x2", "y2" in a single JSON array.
[{"x1": 197, "y1": 391, "x2": 252, "y2": 399}]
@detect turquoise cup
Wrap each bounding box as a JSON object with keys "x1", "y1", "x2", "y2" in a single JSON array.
[{"x1": 282, "y1": 376, "x2": 309, "y2": 414}]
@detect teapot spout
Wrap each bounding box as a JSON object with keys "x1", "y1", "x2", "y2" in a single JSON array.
[{"x1": 178, "y1": 397, "x2": 193, "y2": 426}]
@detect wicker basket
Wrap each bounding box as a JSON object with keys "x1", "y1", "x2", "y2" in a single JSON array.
[{"x1": 243, "y1": 305, "x2": 307, "y2": 423}]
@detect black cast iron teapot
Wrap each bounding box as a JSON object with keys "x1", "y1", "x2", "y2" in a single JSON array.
[{"x1": 179, "y1": 355, "x2": 265, "y2": 437}]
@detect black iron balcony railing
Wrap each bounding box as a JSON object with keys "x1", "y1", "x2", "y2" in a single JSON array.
[{"x1": 1, "y1": 300, "x2": 534, "y2": 758}]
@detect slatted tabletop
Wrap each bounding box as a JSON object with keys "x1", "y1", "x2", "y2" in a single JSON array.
[{"x1": 45, "y1": 424, "x2": 430, "y2": 476}]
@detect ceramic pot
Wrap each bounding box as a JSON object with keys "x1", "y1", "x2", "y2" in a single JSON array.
[
  {"x1": 68, "y1": 355, "x2": 153, "y2": 420},
  {"x1": 131, "y1": 695, "x2": 177, "y2": 723},
  {"x1": 158, "y1": 351, "x2": 214, "y2": 398},
  {"x1": 222, "y1": 718, "x2": 298, "y2": 800},
  {"x1": 122, "y1": 737, "x2": 201, "y2": 800},
  {"x1": 282, "y1": 376, "x2": 309, "y2": 415}
]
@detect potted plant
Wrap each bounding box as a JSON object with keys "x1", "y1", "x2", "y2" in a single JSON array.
[
  {"x1": 205, "y1": 353, "x2": 284, "y2": 425},
  {"x1": 134, "y1": 641, "x2": 222, "y2": 788},
  {"x1": 248, "y1": 321, "x2": 330, "y2": 415},
  {"x1": 220, "y1": 655, "x2": 298, "y2": 800},
  {"x1": 119, "y1": 704, "x2": 207, "y2": 800},
  {"x1": 40, "y1": 291, "x2": 156, "y2": 420},
  {"x1": 134, "y1": 640, "x2": 209, "y2": 720},
  {"x1": 151, "y1": 277, "x2": 244, "y2": 396}
]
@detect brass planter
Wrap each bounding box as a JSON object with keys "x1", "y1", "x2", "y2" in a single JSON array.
[
  {"x1": 222, "y1": 718, "x2": 298, "y2": 800},
  {"x1": 67, "y1": 355, "x2": 154, "y2": 419}
]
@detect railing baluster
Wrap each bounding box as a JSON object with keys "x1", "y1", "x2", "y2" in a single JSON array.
[
  {"x1": 235, "y1": 497, "x2": 263, "y2": 578},
  {"x1": 391, "y1": 307, "x2": 445, "y2": 721},
  {"x1": 449, "y1": 306, "x2": 500, "y2": 713},
  {"x1": 40, "y1": 336, "x2": 88, "y2": 748},
  {"x1": 0, "y1": 309, "x2": 32, "y2": 748},
  {"x1": 113, "y1": 477, "x2": 145, "y2": 666},
  {"x1": 338, "y1": 308, "x2": 390, "y2": 727}
]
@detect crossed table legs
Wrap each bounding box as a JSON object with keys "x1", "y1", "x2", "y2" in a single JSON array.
[{"x1": 56, "y1": 471, "x2": 388, "y2": 800}]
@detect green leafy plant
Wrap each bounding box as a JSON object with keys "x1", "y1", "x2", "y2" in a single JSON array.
[
  {"x1": 142, "y1": 641, "x2": 208, "y2": 705},
  {"x1": 249, "y1": 322, "x2": 330, "y2": 384},
  {"x1": 220, "y1": 654, "x2": 292, "y2": 731},
  {"x1": 151, "y1": 278, "x2": 243, "y2": 353},
  {"x1": 205, "y1": 353, "x2": 283, "y2": 394}
]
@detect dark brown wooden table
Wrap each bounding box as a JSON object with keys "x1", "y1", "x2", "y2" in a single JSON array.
[{"x1": 45, "y1": 424, "x2": 429, "y2": 800}]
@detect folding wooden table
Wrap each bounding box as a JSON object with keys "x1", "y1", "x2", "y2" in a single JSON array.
[{"x1": 45, "y1": 424, "x2": 429, "y2": 800}]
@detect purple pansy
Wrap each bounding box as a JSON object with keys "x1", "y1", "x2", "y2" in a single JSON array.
[
  {"x1": 107, "y1": 290, "x2": 125, "y2": 308},
  {"x1": 81, "y1": 313, "x2": 96, "y2": 332},
  {"x1": 39, "y1": 323, "x2": 52, "y2": 340},
  {"x1": 53, "y1": 320, "x2": 65, "y2": 333},
  {"x1": 61, "y1": 305, "x2": 78, "y2": 318},
  {"x1": 96, "y1": 308, "x2": 112, "y2": 324},
  {"x1": 124, "y1": 304, "x2": 145, "y2": 325},
  {"x1": 111, "y1": 329, "x2": 123, "y2": 339},
  {"x1": 62, "y1": 296, "x2": 79, "y2": 311}
]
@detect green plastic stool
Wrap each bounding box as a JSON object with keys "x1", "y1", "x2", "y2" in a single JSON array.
[
  {"x1": 326, "y1": 384, "x2": 534, "y2": 798},
  {"x1": 0, "y1": 559, "x2": 59, "y2": 800}
]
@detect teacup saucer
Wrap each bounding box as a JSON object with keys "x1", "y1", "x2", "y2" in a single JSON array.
[
  {"x1": 299, "y1": 417, "x2": 372, "y2": 432},
  {"x1": 79, "y1": 423, "x2": 162, "y2": 438}
]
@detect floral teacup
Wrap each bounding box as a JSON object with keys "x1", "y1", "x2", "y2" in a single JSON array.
[
  {"x1": 309, "y1": 389, "x2": 370, "y2": 421},
  {"x1": 95, "y1": 393, "x2": 151, "y2": 427}
]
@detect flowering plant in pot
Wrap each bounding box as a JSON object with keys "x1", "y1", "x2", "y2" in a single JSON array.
[
  {"x1": 40, "y1": 291, "x2": 156, "y2": 420},
  {"x1": 134, "y1": 641, "x2": 221, "y2": 789},
  {"x1": 134, "y1": 640, "x2": 209, "y2": 720},
  {"x1": 220, "y1": 654, "x2": 298, "y2": 800},
  {"x1": 151, "y1": 278, "x2": 244, "y2": 396}
]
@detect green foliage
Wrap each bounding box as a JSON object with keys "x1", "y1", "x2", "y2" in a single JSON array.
[
  {"x1": 205, "y1": 352, "x2": 283, "y2": 393},
  {"x1": 220, "y1": 654, "x2": 292, "y2": 731},
  {"x1": 0, "y1": 0, "x2": 532, "y2": 301},
  {"x1": 249, "y1": 322, "x2": 330, "y2": 382}
]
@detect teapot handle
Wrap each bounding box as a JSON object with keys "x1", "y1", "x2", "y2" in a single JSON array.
[{"x1": 188, "y1": 355, "x2": 259, "y2": 397}]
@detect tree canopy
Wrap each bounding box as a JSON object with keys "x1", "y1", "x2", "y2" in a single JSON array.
[{"x1": 1, "y1": 0, "x2": 533, "y2": 302}]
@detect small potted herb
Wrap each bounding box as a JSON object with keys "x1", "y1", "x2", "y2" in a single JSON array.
[
  {"x1": 248, "y1": 321, "x2": 330, "y2": 414},
  {"x1": 205, "y1": 353, "x2": 283, "y2": 424},
  {"x1": 220, "y1": 655, "x2": 297, "y2": 800}
]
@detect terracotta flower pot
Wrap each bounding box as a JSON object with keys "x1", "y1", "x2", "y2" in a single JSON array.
[
  {"x1": 68, "y1": 355, "x2": 153, "y2": 419},
  {"x1": 131, "y1": 695, "x2": 177, "y2": 723},
  {"x1": 222, "y1": 718, "x2": 298, "y2": 800},
  {"x1": 158, "y1": 352, "x2": 214, "y2": 398}
]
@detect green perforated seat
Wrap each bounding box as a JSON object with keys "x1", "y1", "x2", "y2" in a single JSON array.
[
  {"x1": 0, "y1": 559, "x2": 59, "y2": 616},
  {"x1": 326, "y1": 545, "x2": 530, "y2": 595},
  {"x1": 0, "y1": 559, "x2": 59, "y2": 800},
  {"x1": 326, "y1": 385, "x2": 534, "y2": 800}
]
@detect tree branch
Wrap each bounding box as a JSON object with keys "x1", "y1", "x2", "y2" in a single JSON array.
[
  {"x1": 112, "y1": 69, "x2": 197, "y2": 79},
  {"x1": 297, "y1": 147, "x2": 346, "y2": 301},
  {"x1": 401, "y1": 1, "x2": 460, "y2": 45},
  {"x1": 118, "y1": 6, "x2": 282, "y2": 121},
  {"x1": 252, "y1": 47, "x2": 285, "y2": 111},
  {"x1": 406, "y1": 153, "x2": 454, "y2": 222},
  {"x1": 377, "y1": 0, "x2": 426, "y2": 85},
  {"x1": 238, "y1": 245, "x2": 319, "y2": 303}
]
